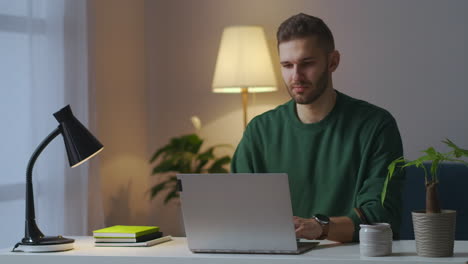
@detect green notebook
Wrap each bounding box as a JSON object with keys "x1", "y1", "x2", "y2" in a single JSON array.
[{"x1": 93, "y1": 225, "x2": 160, "y2": 238}]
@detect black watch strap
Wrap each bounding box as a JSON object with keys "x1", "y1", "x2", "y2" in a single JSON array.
[{"x1": 313, "y1": 214, "x2": 330, "y2": 240}]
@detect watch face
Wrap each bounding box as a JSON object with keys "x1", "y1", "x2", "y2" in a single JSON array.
[{"x1": 315, "y1": 214, "x2": 330, "y2": 224}]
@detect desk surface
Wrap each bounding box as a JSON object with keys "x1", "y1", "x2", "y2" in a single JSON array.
[{"x1": 1, "y1": 237, "x2": 467, "y2": 264}]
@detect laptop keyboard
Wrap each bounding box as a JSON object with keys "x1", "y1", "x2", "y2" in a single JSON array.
[
  {"x1": 297, "y1": 241, "x2": 319, "y2": 253},
  {"x1": 192, "y1": 242, "x2": 319, "y2": 254}
]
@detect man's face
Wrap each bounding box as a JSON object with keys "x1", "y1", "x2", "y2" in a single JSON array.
[{"x1": 279, "y1": 37, "x2": 331, "y2": 105}]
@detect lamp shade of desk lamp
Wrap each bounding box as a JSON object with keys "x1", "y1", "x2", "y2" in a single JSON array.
[
  {"x1": 16, "y1": 105, "x2": 103, "y2": 252},
  {"x1": 212, "y1": 26, "x2": 277, "y2": 129}
]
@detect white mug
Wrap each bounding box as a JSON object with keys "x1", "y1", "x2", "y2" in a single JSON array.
[{"x1": 359, "y1": 223, "x2": 392, "y2": 257}]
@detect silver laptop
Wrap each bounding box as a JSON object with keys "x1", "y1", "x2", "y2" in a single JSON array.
[{"x1": 177, "y1": 173, "x2": 319, "y2": 254}]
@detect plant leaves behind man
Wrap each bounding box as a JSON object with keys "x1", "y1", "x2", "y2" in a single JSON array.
[{"x1": 149, "y1": 133, "x2": 232, "y2": 204}]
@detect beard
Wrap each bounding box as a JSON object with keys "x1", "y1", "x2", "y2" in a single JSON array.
[{"x1": 286, "y1": 68, "x2": 329, "y2": 105}]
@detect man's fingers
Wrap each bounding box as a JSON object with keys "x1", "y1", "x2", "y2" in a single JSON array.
[
  {"x1": 293, "y1": 217, "x2": 302, "y2": 229},
  {"x1": 293, "y1": 216, "x2": 302, "y2": 224},
  {"x1": 295, "y1": 226, "x2": 304, "y2": 237},
  {"x1": 293, "y1": 216, "x2": 309, "y2": 239},
  {"x1": 294, "y1": 218, "x2": 321, "y2": 240}
]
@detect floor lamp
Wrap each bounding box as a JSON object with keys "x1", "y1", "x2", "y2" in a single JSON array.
[{"x1": 212, "y1": 26, "x2": 277, "y2": 129}]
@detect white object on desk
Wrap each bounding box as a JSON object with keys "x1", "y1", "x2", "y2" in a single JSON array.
[
  {"x1": 359, "y1": 223, "x2": 392, "y2": 257},
  {"x1": 15, "y1": 242, "x2": 74, "y2": 253}
]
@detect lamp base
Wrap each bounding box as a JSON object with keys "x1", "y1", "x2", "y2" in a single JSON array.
[{"x1": 16, "y1": 236, "x2": 74, "y2": 252}]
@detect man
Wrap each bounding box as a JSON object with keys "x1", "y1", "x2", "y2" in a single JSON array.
[{"x1": 231, "y1": 13, "x2": 404, "y2": 242}]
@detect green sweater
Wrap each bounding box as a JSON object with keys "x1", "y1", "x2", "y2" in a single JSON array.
[{"x1": 231, "y1": 91, "x2": 404, "y2": 241}]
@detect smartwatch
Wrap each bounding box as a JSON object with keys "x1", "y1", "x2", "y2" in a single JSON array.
[{"x1": 313, "y1": 214, "x2": 330, "y2": 240}]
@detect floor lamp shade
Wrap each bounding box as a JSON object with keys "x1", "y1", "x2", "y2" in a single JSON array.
[
  {"x1": 53, "y1": 105, "x2": 103, "y2": 168},
  {"x1": 212, "y1": 26, "x2": 277, "y2": 128},
  {"x1": 212, "y1": 26, "x2": 277, "y2": 93}
]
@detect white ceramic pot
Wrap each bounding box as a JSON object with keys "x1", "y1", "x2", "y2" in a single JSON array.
[
  {"x1": 412, "y1": 209, "x2": 456, "y2": 257},
  {"x1": 359, "y1": 223, "x2": 392, "y2": 257}
]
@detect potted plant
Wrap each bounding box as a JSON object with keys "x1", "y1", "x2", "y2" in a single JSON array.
[
  {"x1": 382, "y1": 139, "x2": 468, "y2": 257},
  {"x1": 149, "y1": 117, "x2": 232, "y2": 204}
]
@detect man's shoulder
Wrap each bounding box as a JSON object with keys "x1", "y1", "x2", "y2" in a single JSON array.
[
  {"x1": 339, "y1": 91, "x2": 395, "y2": 122},
  {"x1": 248, "y1": 100, "x2": 292, "y2": 127}
]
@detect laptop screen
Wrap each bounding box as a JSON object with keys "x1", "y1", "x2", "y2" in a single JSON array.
[{"x1": 177, "y1": 173, "x2": 300, "y2": 253}]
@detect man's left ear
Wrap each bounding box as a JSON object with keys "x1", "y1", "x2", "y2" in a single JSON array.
[{"x1": 328, "y1": 50, "x2": 340, "y2": 72}]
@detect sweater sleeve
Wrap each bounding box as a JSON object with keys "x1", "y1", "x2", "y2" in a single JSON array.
[
  {"x1": 348, "y1": 116, "x2": 405, "y2": 241},
  {"x1": 231, "y1": 130, "x2": 255, "y2": 173},
  {"x1": 231, "y1": 123, "x2": 266, "y2": 173}
]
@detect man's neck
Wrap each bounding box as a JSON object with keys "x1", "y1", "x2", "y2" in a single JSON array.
[{"x1": 296, "y1": 88, "x2": 337, "y2": 124}]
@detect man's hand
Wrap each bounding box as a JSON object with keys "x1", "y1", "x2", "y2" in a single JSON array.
[
  {"x1": 294, "y1": 216, "x2": 355, "y2": 242},
  {"x1": 293, "y1": 216, "x2": 323, "y2": 240}
]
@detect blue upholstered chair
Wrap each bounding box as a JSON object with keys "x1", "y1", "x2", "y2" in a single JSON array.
[{"x1": 400, "y1": 163, "x2": 468, "y2": 240}]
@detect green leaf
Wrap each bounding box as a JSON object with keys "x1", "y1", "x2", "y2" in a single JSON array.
[
  {"x1": 149, "y1": 181, "x2": 167, "y2": 198},
  {"x1": 197, "y1": 144, "x2": 232, "y2": 161},
  {"x1": 209, "y1": 144, "x2": 233, "y2": 150},
  {"x1": 196, "y1": 147, "x2": 215, "y2": 172},
  {"x1": 150, "y1": 144, "x2": 172, "y2": 163},
  {"x1": 175, "y1": 134, "x2": 203, "y2": 154},
  {"x1": 149, "y1": 176, "x2": 177, "y2": 197},
  {"x1": 197, "y1": 147, "x2": 215, "y2": 160},
  {"x1": 381, "y1": 175, "x2": 389, "y2": 206},
  {"x1": 150, "y1": 134, "x2": 202, "y2": 163},
  {"x1": 197, "y1": 149, "x2": 218, "y2": 171},
  {"x1": 208, "y1": 156, "x2": 231, "y2": 173},
  {"x1": 149, "y1": 176, "x2": 177, "y2": 199},
  {"x1": 401, "y1": 158, "x2": 423, "y2": 168},
  {"x1": 151, "y1": 151, "x2": 199, "y2": 174},
  {"x1": 195, "y1": 144, "x2": 232, "y2": 173},
  {"x1": 443, "y1": 138, "x2": 468, "y2": 158},
  {"x1": 164, "y1": 189, "x2": 180, "y2": 204},
  {"x1": 382, "y1": 157, "x2": 405, "y2": 205},
  {"x1": 195, "y1": 161, "x2": 208, "y2": 173},
  {"x1": 422, "y1": 147, "x2": 438, "y2": 159},
  {"x1": 152, "y1": 159, "x2": 180, "y2": 174}
]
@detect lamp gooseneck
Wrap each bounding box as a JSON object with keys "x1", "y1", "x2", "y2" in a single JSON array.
[{"x1": 23, "y1": 127, "x2": 61, "y2": 244}]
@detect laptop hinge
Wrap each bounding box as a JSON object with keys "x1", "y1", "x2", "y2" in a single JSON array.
[{"x1": 177, "y1": 179, "x2": 183, "y2": 192}]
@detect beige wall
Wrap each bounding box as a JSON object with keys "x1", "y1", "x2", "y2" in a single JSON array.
[{"x1": 90, "y1": 0, "x2": 151, "y2": 228}]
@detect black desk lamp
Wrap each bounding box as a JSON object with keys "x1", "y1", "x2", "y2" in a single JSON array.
[{"x1": 14, "y1": 105, "x2": 103, "y2": 252}]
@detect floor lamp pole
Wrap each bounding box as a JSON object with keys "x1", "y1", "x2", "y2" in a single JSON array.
[{"x1": 241, "y1": 88, "x2": 248, "y2": 129}]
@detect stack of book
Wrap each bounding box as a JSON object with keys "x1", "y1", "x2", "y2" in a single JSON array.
[{"x1": 93, "y1": 225, "x2": 171, "y2": 247}]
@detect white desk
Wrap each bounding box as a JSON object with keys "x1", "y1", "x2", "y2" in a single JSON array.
[{"x1": 1, "y1": 237, "x2": 467, "y2": 264}]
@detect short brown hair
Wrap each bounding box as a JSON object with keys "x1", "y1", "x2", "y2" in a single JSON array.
[{"x1": 277, "y1": 13, "x2": 335, "y2": 53}]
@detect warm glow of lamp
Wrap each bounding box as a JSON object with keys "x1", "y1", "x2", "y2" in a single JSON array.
[{"x1": 212, "y1": 26, "x2": 277, "y2": 128}]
